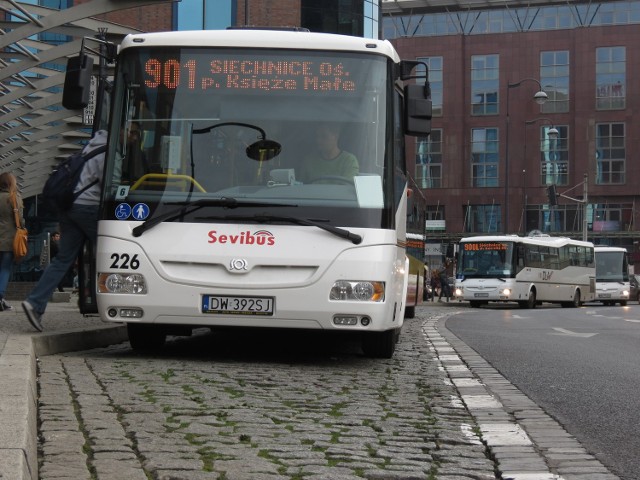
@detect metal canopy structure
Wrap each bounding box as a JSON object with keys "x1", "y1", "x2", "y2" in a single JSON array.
[
  {"x1": 0, "y1": 0, "x2": 175, "y2": 198},
  {"x1": 382, "y1": 0, "x2": 595, "y2": 13}
]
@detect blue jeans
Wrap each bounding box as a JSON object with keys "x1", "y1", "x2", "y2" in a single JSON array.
[
  {"x1": 27, "y1": 203, "x2": 99, "y2": 315},
  {"x1": 0, "y1": 250, "x2": 14, "y2": 298}
]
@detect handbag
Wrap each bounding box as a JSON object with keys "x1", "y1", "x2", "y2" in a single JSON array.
[{"x1": 11, "y1": 196, "x2": 28, "y2": 263}]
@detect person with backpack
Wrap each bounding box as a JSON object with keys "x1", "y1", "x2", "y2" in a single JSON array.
[{"x1": 22, "y1": 130, "x2": 107, "y2": 331}]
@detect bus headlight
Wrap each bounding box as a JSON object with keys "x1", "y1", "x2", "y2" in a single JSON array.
[
  {"x1": 501, "y1": 288, "x2": 511, "y2": 297},
  {"x1": 98, "y1": 273, "x2": 147, "y2": 294},
  {"x1": 329, "y1": 281, "x2": 384, "y2": 302},
  {"x1": 454, "y1": 287, "x2": 463, "y2": 297}
]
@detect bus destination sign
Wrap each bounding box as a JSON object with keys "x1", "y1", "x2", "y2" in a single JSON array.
[
  {"x1": 144, "y1": 58, "x2": 357, "y2": 93},
  {"x1": 463, "y1": 242, "x2": 508, "y2": 251}
]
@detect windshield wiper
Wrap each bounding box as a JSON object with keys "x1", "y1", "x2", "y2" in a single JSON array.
[
  {"x1": 131, "y1": 198, "x2": 296, "y2": 237},
  {"x1": 197, "y1": 213, "x2": 363, "y2": 245}
]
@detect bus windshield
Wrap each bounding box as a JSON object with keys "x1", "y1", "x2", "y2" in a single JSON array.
[
  {"x1": 595, "y1": 251, "x2": 629, "y2": 282},
  {"x1": 103, "y1": 47, "x2": 392, "y2": 228},
  {"x1": 458, "y1": 241, "x2": 515, "y2": 278}
]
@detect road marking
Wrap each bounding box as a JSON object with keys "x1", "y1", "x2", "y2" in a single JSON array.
[
  {"x1": 624, "y1": 318, "x2": 640, "y2": 323},
  {"x1": 549, "y1": 327, "x2": 598, "y2": 338}
]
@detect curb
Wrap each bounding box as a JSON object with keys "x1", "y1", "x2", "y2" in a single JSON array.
[{"x1": 0, "y1": 325, "x2": 128, "y2": 480}]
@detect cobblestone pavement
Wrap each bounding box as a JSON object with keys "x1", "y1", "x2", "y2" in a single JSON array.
[{"x1": 37, "y1": 307, "x2": 497, "y2": 480}]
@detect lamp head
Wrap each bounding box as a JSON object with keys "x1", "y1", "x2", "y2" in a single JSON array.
[
  {"x1": 547, "y1": 126, "x2": 559, "y2": 139},
  {"x1": 534, "y1": 90, "x2": 548, "y2": 105}
]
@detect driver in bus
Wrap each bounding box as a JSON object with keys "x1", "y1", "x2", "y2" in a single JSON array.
[{"x1": 300, "y1": 123, "x2": 359, "y2": 183}]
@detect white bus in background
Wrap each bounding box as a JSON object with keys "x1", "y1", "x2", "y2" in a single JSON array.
[
  {"x1": 594, "y1": 246, "x2": 630, "y2": 306},
  {"x1": 62, "y1": 29, "x2": 432, "y2": 358},
  {"x1": 454, "y1": 234, "x2": 596, "y2": 308}
]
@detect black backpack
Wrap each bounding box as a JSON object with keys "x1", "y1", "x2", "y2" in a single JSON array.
[{"x1": 43, "y1": 145, "x2": 107, "y2": 211}]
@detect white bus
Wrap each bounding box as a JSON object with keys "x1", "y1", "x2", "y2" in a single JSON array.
[
  {"x1": 594, "y1": 246, "x2": 630, "y2": 306},
  {"x1": 454, "y1": 234, "x2": 596, "y2": 308},
  {"x1": 63, "y1": 29, "x2": 432, "y2": 358}
]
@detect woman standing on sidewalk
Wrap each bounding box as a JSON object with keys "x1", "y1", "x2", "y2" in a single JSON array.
[{"x1": 0, "y1": 172, "x2": 24, "y2": 311}]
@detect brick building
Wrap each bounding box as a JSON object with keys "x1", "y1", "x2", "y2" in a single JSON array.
[{"x1": 383, "y1": 0, "x2": 640, "y2": 267}]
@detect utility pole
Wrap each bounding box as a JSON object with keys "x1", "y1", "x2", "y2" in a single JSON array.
[
  {"x1": 582, "y1": 173, "x2": 588, "y2": 241},
  {"x1": 548, "y1": 173, "x2": 589, "y2": 241}
]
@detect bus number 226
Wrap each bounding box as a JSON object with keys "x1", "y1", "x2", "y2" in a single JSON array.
[{"x1": 110, "y1": 253, "x2": 140, "y2": 270}]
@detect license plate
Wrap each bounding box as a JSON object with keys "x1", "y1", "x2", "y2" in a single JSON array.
[
  {"x1": 202, "y1": 295, "x2": 274, "y2": 315},
  {"x1": 474, "y1": 293, "x2": 489, "y2": 297},
  {"x1": 599, "y1": 294, "x2": 611, "y2": 298}
]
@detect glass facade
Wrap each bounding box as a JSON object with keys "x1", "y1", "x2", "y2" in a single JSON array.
[
  {"x1": 173, "y1": 1, "x2": 380, "y2": 38},
  {"x1": 174, "y1": 0, "x2": 235, "y2": 30},
  {"x1": 383, "y1": 1, "x2": 640, "y2": 39},
  {"x1": 302, "y1": 0, "x2": 380, "y2": 38}
]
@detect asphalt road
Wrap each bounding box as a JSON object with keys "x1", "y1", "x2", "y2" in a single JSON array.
[{"x1": 445, "y1": 303, "x2": 640, "y2": 480}]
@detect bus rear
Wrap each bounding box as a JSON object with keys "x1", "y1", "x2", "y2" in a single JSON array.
[{"x1": 80, "y1": 30, "x2": 430, "y2": 358}]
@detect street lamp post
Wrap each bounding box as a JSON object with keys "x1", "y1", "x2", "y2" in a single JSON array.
[
  {"x1": 504, "y1": 78, "x2": 548, "y2": 233},
  {"x1": 522, "y1": 117, "x2": 558, "y2": 233}
]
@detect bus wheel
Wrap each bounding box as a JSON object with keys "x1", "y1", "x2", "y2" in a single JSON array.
[
  {"x1": 519, "y1": 290, "x2": 536, "y2": 309},
  {"x1": 362, "y1": 329, "x2": 398, "y2": 358},
  {"x1": 127, "y1": 323, "x2": 166, "y2": 352},
  {"x1": 562, "y1": 290, "x2": 581, "y2": 308},
  {"x1": 404, "y1": 305, "x2": 416, "y2": 318},
  {"x1": 620, "y1": 300, "x2": 628, "y2": 306}
]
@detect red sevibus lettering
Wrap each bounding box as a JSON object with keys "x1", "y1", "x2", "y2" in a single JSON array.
[{"x1": 208, "y1": 230, "x2": 275, "y2": 246}]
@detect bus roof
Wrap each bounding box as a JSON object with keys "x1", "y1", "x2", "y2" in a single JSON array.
[
  {"x1": 594, "y1": 246, "x2": 627, "y2": 252},
  {"x1": 119, "y1": 29, "x2": 401, "y2": 62},
  {"x1": 459, "y1": 235, "x2": 594, "y2": 249}
]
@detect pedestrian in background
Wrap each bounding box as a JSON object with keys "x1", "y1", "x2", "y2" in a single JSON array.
[
  {"x1": 438, "y1": 266, "x2": 451, "y2": 302},
  {"x1": 49, "y1": 231, "x2": 66, "y2": 292},
  {"x1": 430, "y1": 271, "x2": 439, "y2": 302},
  {"x1": 0, "y1": 172, "x2": 25, "y2": 311},
  {"x1": 22, "y1": 130, "x2": 107, "y2": 331}
]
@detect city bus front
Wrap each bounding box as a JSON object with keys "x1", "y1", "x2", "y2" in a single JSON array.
[
  {"x1": 95, "y1": 31, "x2": 427, "y2": 358},
  {"x1": 454, "y1": 239, "x2": 518, "y2": 306}
]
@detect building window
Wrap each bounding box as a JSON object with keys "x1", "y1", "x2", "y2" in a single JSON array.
[
  {"x1": 415, "y1": 129, "x2": 442, "y2": 188},
  {"x1": 425, "y1": 205, "x2": 445, "y2": 232},
  {"x1": 416, "y1": 56, "x2": 442, "y2": 116},
  {"x1": 464, "y1": 205, "x2": 501, "y2": 233},
  {"x1": 595, "y1": 123, "x2": 625, "y2": 184},
  {"x1": 540, "y1": 125, "x2": 568, "y2": 186},
  {"x1": 593, "y1": 204, "x2": 624, "y2": 233},
  {"x1": 596, "y1": 46, "x2": 625, "y2": 110},
  {"x1": 471, "y1": 54, "x2": 499, "y2": 115},
  {"x1": 540, "y1": 50, "x2": 569, "y2": 113},
  {"x1": 471, "y1": 127, "x2": 499, "y2": 187},
  {"x1": 302, "y1": 0, "x2": 369, "y2": 38}
]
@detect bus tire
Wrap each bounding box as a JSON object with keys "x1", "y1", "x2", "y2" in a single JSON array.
[
  {"x1": 127, "y1": 323, "x2": 166, "y2": 352},
  {"x1": 620, "y1": 300, "x2": 628, "y2": 306},
  {"x1": 519, "y1": 290, "x2": 536, "y2": 309},
  {"x1": 404, "y1": 305, "x2": 416, "y2": 318},
  {"x1": 362, "y1": 329, "x2": 398, "y2": 358},
  {"x1": 562, "y1": 290, "x2": 581, "y2": 308}
]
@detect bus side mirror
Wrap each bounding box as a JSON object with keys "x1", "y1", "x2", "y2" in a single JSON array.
[
  {"x1": 62, "y1": 55, "x2": 94, "y2": 110},
  {"x1": 404, "y1": 84, "x2": 432, "y2": 136}
]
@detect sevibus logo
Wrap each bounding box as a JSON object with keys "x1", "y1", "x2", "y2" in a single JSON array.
[{"x1": 207, "y1": 230, "x2": 275, "y2": 246}]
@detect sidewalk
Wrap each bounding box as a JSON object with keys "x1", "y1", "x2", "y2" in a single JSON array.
[{"x1": 0, "y1": 295, "x2": 126, "y2": 480}]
